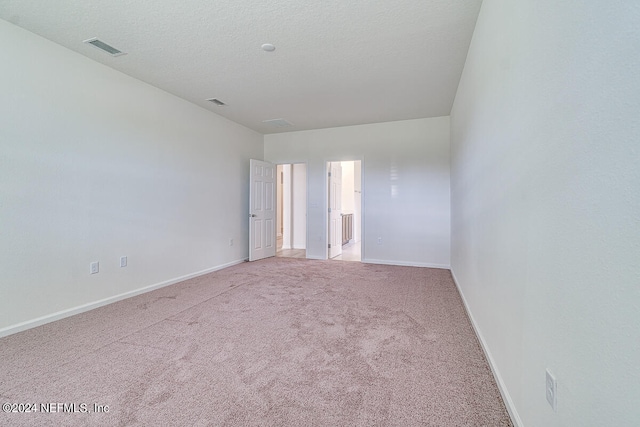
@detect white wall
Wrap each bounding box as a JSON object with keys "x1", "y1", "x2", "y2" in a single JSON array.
[
  {"x1": 0, "y1": 20, "x2": 263, "y2": 334},
  {"x1": 264, "y1": 117, "x2": 450, "y2": 267},
  {"x1": 292, "y1": 163, "x2": 307, "y2": 249},
  {"x1": 450, "y1": 1, "x2": 640, "y2": 426}
]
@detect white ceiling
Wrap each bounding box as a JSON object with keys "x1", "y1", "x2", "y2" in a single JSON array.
[{"x1": 0, "y1": 0, "x2": 482, "y2": 134}]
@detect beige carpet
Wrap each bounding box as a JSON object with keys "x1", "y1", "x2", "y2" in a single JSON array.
[{"x1": 0, "y1": 258, "x2": 512, "y2": 426}]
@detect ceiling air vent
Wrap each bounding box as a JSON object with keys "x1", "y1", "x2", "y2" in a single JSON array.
[
  {"x1": 206, "y1": 98, "x2": 226, "y2": 106},
  {"x1": 262, "y1": 118, "x2": 294, "y2": 128},
  {"x1": 83, "y1": 38, "x2": 126, "y2": 56}
]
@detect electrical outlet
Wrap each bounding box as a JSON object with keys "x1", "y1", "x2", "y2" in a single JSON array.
[
  {"x1": 229, "y1": 239, "x2": 233, "y2": 246},
  {"x1": 90, "y1": 261, "x2": 99, "y2": 275},
  {"x1": 546, "y1": 369, "x2": 557, "y2": 411},
  {"x1": 120, "y1": 256, "x2": 127, "y2": 268},
  {"x1": 377, "y1": 237, "x2": 382, "y2": 244}
]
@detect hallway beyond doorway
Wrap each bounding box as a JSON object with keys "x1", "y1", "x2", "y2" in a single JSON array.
[
  {"x1": 276, "y1": 163, "x2": 307, "y2": 258},
  {"x1": 327, "y1": 160, "x2": 362, "y2": 262},
  {"x1": 331, "y1": 241, "x2": 361, "y2": 262},
  {"x1": 276, "y1": 248, "x2": 306, "y2": 259}
]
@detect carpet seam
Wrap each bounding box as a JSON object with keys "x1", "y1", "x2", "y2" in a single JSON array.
[{"x1": 3, "y1": 279, "x2": 253, "y2": 395}]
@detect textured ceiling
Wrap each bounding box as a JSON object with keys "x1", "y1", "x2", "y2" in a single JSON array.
[{"x1": 0, "y1": 0, "x2": 482, "y2": 134}]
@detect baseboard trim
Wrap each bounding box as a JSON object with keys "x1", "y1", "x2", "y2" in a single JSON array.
[
  {"x1": 362, "y1": 258, "x2": 450, "y2": 269},
  {"x1": 450, "y1": 269, "x2": 524, "y2": 427},
  {"x1": 0, "y1": 258, "x2": 246, "y2": 339}
]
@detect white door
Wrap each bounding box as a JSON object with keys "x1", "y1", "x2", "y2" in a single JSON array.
[
  {"x1": 328, "y1": 162, "x2": 343, "y2": 259},
  {"x1": 249, "y1": 159, "x2": 276, "y2": 261}
]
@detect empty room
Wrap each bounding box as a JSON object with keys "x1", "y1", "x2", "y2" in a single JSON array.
[{"x1": 1, "y1": 1, "x2": 638, "y2": 426}]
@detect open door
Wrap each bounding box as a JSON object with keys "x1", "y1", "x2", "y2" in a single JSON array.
[
  {"x1": 249, "y1": 159, "x2": 276, "y2": 261},
  {"x1": 328, "y1": 162, "x2": 342, "y2": 259}
]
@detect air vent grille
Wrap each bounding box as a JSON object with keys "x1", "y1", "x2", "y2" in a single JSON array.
[
  {"x1": 83, "y1": 38, "x2": 126, "y2": 56},
  {"x1": 206, "y1": 98, "x2": 226, "y2": 106},
  {"x1": 262, "y1": 118, "x2": 294, "y2": 128}
]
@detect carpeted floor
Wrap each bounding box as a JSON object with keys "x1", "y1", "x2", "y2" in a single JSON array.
[{"x1": 0, "y1": 258, "x2": 512, "y2": 426}]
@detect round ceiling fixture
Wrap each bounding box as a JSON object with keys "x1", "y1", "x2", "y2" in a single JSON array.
[{"x1": 261, "y1": 43, "x2": 276, "y2": 52}]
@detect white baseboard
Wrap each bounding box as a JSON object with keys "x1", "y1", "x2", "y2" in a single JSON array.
[
  {"x1": 362, "y1": 258, "x2": 450, "y2": 269},
  {"x1": 450, "y1": 269, "x2": 523, "y2": 427},
  {"x1": 0, "y1": 258, "x2": 247, "y2": 339}
]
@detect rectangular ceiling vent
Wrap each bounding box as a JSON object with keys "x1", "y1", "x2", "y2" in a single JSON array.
[
  {"x1": 262, "y1": 118, "x2": 294, "y2": 128},
  {"x1": 83, "y1": 38, "x2": 126, "y2": 56},
  {"x1": 206, "y1": 98, "x2": 226, "y2": 106}
]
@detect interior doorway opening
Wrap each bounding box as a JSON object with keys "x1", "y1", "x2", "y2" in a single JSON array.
[
  {"x1": 276, "y1": 163, "x2": 307, "y2": 258},
  {"x1": 327, "y1": 160, "x2": 362, "y2": 262}
]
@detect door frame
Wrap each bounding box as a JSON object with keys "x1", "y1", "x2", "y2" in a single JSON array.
[
  {"x1": 327, "y1": 161, "x2": 343, "y2": 259},
  {"x1": 324, "y1": 158, "x2": 365, "y2": 261},
  {"x1": 275, "y1": 161, "x2": 309, "y2": 257}
]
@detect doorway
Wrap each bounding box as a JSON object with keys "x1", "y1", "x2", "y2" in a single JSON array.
[
  {"x1": 327, "y1": 160, "x2": 362, "y2": 262},
  {"x1": 276, "y1": 163, "x2": 307, "y2": 258}
]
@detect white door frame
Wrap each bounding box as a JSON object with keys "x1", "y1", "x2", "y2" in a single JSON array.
[
  {"x1": 328, "y1": 162, "x2": 343, "y2": 259},
  {"x1": 275, "y1": 162, "x2": 309, "y2": 257},
  {"x1": 324, "y1": 158, "x2": 364, "y2": 261}
]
